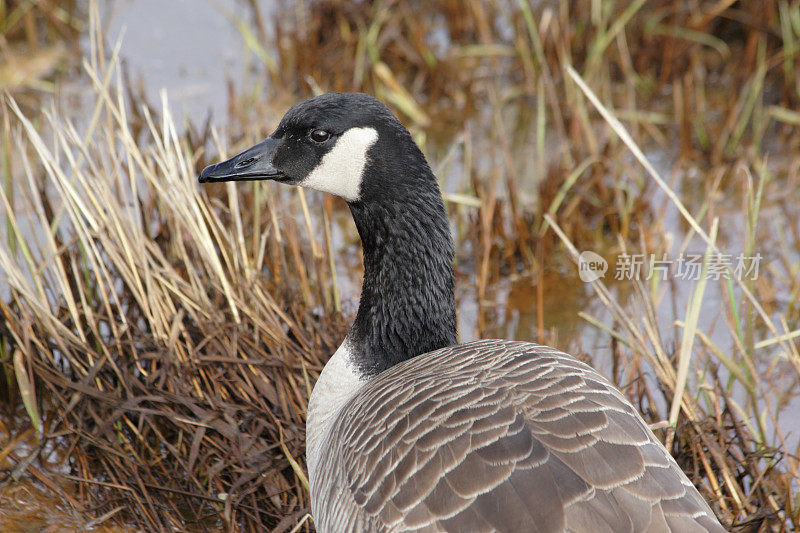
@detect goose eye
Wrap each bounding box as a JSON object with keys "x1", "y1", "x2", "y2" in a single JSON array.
[{"x1": 310, "y1": 129, "x2": 330, "y2": 143}]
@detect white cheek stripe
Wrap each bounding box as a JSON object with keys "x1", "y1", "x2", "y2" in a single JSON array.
[{"x1": 299, "y1": 127, "x2": 378, "y2": 202}]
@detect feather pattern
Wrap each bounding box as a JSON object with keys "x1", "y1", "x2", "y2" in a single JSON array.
[{"x1": 311, "y1": 340, "x2": 724, "y2": 533}]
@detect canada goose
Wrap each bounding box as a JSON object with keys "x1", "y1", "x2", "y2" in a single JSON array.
[{"x1": 199, "y1": 93, "x2": 724, "y2": 532}]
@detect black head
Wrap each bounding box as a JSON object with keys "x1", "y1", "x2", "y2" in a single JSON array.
[{"x1": 199, "y1": 93, "x2": 435, "y2": 204}]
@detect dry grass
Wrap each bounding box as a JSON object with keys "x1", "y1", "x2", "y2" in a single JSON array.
[
  {"x1": 1, "y1": 0, "x2": 799, "y2": 531},
  {"x1": 1, "y1": 11, "x2": 347, "y2": 530},
  {"x1": 0, "y1": 0, "x2": 82, "y2": 100}
]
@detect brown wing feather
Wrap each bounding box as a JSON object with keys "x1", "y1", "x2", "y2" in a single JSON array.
[{"x1": 311, "y1": 340, "x2": 724, "y2": 533}]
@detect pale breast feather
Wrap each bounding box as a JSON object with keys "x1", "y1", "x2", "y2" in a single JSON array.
[{"x1": 310, "y1": 339, "x2": 725, "y2": 533}]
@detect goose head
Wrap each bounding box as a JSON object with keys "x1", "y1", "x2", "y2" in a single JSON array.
[{"x1": 199, "y1": 92, "x2": 434, "y2": 205}]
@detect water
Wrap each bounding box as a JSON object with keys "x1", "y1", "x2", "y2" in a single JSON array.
[{"x1": 101, "y1": 0, "x2": 246, "y2": 122}]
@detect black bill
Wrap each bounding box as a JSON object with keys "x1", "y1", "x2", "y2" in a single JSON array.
[{"x1": 198, "y1": 137, "x2": 286, "y2": 183}]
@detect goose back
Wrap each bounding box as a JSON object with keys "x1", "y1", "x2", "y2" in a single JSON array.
[{"x1": 311, "y1": 340, "x2": 724, "y2": 533}]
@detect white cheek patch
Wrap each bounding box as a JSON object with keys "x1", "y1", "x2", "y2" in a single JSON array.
[{"x1": 299, "y1": 126, "x2": 378, "y2": 202}]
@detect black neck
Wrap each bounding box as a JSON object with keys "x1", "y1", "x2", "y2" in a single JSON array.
[{"x1": 346, "y1": 180, "x2": 457, "y2": 377}]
